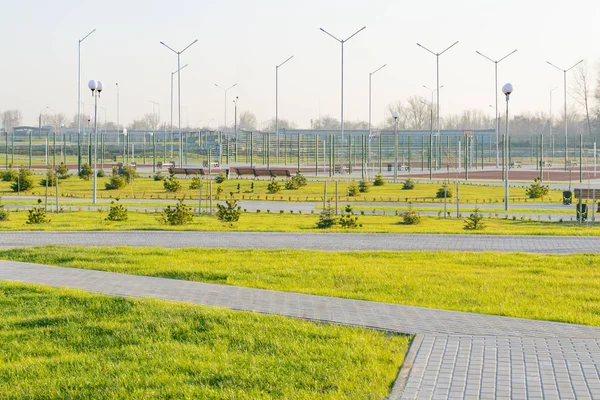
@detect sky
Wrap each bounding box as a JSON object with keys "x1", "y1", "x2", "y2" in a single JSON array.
[{"x1": 1, "y1": 0, "x2": 599, "y2": 129}]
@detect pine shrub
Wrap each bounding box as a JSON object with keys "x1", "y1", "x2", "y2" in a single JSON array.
[
  {"x1": 373, "y1": 173, "x2": 385, "y2": 186},
  {"x1": 158, "y1": 198, "x2": 194, "y2": 225},
  {"x1": 105, "y1": 199, "x2": 128, "y2": 221}
]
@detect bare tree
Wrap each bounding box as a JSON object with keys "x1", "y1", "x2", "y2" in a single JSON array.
[
  {"x1": 238, "y1": 111, "x2": 257, "y2": 131},
  {"x1": 312, "y1": 115, "x2": 340, "y2": 130},
  {"x1": 262, "y1": 118, "x2": 296, "y2": 132},
  {"x1": 2, "y1": 109, "x2": 22, "y2": 131},
  {"x1": 47, "y1": 113, "x2": 69, "y2": 132},
  {"x1": 572, "y1": 62, "x2": 594, "y2": 136}
]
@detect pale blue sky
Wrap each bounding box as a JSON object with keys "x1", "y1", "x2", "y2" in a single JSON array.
[{"x1": 1, "y1": 0, "x2": 598, "y2": 128}]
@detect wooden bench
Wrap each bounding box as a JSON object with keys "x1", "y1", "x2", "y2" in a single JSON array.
[
  {"x1": 509, "y1": 161, "x2": 522, "y2": 168},
  {"x1": 233, "y1": 168, "x2": 291, "y2": 178},
  {"x1": 569, "y1": 160, "x2": 578, "y2": 167},
  {"x1": 269, "y1": 169, "x2": 292, "y2": 178},
  {"x1": 541, "y1": 160, "x2": 552, "y2": 167},
  {"x1": 168, "y1": 167, "x2": 206, "y2": 176},
  {"x1": 203, "y1": 160, "x2": 219, "y2": 168},
  {"x1": 234, "y1": 167, "x2": 255, "y2": 177}
]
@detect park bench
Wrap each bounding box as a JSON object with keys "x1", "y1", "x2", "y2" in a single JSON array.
[
  {"x1": 233, "y1": 167, "x2": 291, "y2": 178},
  {"x1": 509, "y1": 161, "x2": 522, "y2": 168},
  {"x1": 168, "y1": 167, "x2": 206, "y2": 176},
  {"x1": 269, "y1": 169, "x2": 292, "y2": 178},
  {"x1": 541, "y1": 160, "x2": 552, "y2": 167},
  {"x1": 569, "y1": 160, "x2": 578, "y2": 167},
  {"x1": 203, "y1": 160, "x2": 219, "y2": 168}
]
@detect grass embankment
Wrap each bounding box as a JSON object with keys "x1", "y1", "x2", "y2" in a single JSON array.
[
  {"x1": 0, "y1": 210, "x2": 597, "y2": 235},
  {"x1": 3, "y1": 247, "x2": 600, "y2": 327},
  {"x1": 0, "y1": 282, "x2": 408, "y2": 399},
  {"x1": 0, "y1": 175, "x2": 563, "y2": 204}
]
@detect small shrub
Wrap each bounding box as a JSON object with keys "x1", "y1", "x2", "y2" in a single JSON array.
[
  {"x1": 121, "y1": 165, "x2": 137, "y2": 184},
  {"x1": 402, "y1": 178, "x2": 415, "y2": 190},
  {"x1": 525, "y1": 177, "x2": 549, "y2": 199},
  {"x1": 39, "y1": 168, "x2": 57, "y2": 187},
  {"x1": 158, "y1": 198, "x2": 194, "y2": 225},
  {"x1": 373, "y1": 173, "x2": 385, "y2": 186},
  {"x1": 216, "y1": 200, "x2": 242, "y2": 224},
  {"x1": 215, "y1": 172, "x2": 227, "y2": 184},
  {"x1": 164, "y1": 174, "x2": 182, "y2": 192},
  {"x1": 1, "y1": 167, "x2": 17, "y2": 182},
  {"x1": 56, "y1": 163, "x2": 70, "y2": 179},
  {"x1": 105, "y1": 198, "x2": 128, "y2": 221},
  {"x1": 464, "y1": 207, "x2": 486, "y2": 231},
  {"x1": 105, "y1": 175, "x2": 127, "y2": 190},
  {"x1": 97, "y1": 169, "x2": 106, "y2": 178},
  {"x1": 79, "y1": 163, "x2": 93, "y2": 180},
  {"x1": 285, "y1": 171, "x2": 307, "y2": 190},
  {"x1": 153, "y1": 172, "x2": 165, "y2": 181},
  {"x1": 267, "y1": 179, "x2": 281, "y2": 194},
  {"x1": 26, "y1": 199, "x2": 50, "y2": 224},
  {"x1": 401, "y1": 205, "x2": 421, "y2": 225},
  {"x1": 436, "y1": 184, "x2": 453, "y2": 199},
  {"x1": 358, "y1": 179, "x2": 370, "y2": 193},
  {"x1": 339, "y1": 205, "x2": 361, "y2": 228},
  {"x1": 347, "y1": 182, "x2": 359, "y2": 197},
  {"x1": 216, "y1": 186, "x2": 223, "y2": 197},
  {"x1": 316, "y1": 201, "x2": 338, "y2": 228},
  {"x1": 11, "y1": 168, "x2": 35, "y2": 192},
  {"x1": 189, "y1": 175, "x2": 201, "y2": 190},
  {"x1": 0, "y1": 200, "x2": 8, "y2": 222}
]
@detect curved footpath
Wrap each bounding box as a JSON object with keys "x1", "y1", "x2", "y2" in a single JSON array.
[
  {"x1": 0, "y1": 230, "x2": 598, "y2": 253},
  {"x1": 0, "y1": 260, "x2": 599, "y2": 399}
]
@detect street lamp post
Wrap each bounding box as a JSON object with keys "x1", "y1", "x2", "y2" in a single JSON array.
[
  {"x1": 320, "y1": 25, "x2": 366, "y2": 172},
  {"x1": 160, "y1": 39, "x2": 198, "y2": 167},
  {"x1": 475, "y1": 49, "x2": 517, "y2": 168},
  {"x1": 368, "y1": 64, "x2": 386, "y2": 179},
  {"x1": 547, "y1": 59, "x2": 584, "y2": 170},
  {"x1": 36, "y1": 106, "x2": 50, "y2": 168},
  {"x1": 215, "y1": 83, "x2": 238, "y2": 134},
  {"x1": 88, "y1": 79, "x2": 103, "y2": 205},
  {"x1": 502, "y1": 83, "x2": 513, "y2": 212},
  {"x1": 417, "y1": 41, "x2": 459, "y2": 172},
  {"x1": 77, "y1": 29, "x2": 96, "y2": 174},
  {"x1": 233, "y1": 96, "x2": 239, "y2": 163},
  {"x1": 423, "y1": 85, "x2": 444, "y2": 176},
  {"x1": 276, "y1": 55, "x2": 294, "y2": 164},
  {"x1": 393, "y1": 111, "x2": 399, "y2": 183},
  {"x1": 169, "y1": 63, "x2": 188, "y2": 160}
]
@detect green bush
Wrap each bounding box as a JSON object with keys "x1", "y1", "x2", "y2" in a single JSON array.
[
  {"x1": 267, "y1": 179, "x2": 281, "y2": 194},
  {"x1": 373, "y1": 174, "x2": 385, "y2": 186},
  {"x1": 402, "y1": 178, "x2": 415, "y2": 190},
  {"x1": 0, "y1": 200, "x2": 8, "y2": 222},
  {"x1": 526, "y1": 177, "x2": 549, "y2": 199},
  {"x1": 2, "y1": 167, "x2": 18, "y2": 182},
  {"x1": 285, "y1": 171, "x2": 307, "y2": 190},
  {"x1": 164, "y1": 174, "x2": 182, "y2": 192},
  {"x1": 339, "y1": 205, "x2": 361, "y2": 228},
  {"x1": 401, "y1": 206, "x2": 421, "y2": 225},
  {"x1": 358, "y1": 179, "x2": 370, "y2": 193},
  {"x1": 121, "y1": 166, "x2": 137, "y2": 184},
  {"x1": 56, "y1": 163, "x2": 70, "y2": 179},
  {"x1": 153, "y1": 172, "x2": 165, "y2": 181},
  {"x1": 97, "y1": 169, "x2": 106, "y2": 178},
  {"x1": 347, "y1": 182, "x2": 359, "y2": 197},
  {"x1": 189, "y1": 175, "x2": 201, "y2": 190},
  {"x1": 215, "y1": 172, "x2": 227, "y2": 184},
  {"x1": 158, "y1": 198, "x2": 194, "y2": 225},
  {"x1": 79, "y1": 164, "x2": 93, "y2": 180},
  {"x1": 39, "y1": 168, "x2": 57, "y2": 187},
  {"x1": 436, "y1": 184, "x2": 453, "y2": 199},
  {"x1": 105, "y1": 199, "x2": 128, "y2": 221},
  {"x1": 105, "y1": 175, "x2": 127, "y2": 190},
  {"x1": 464, "y1": 207, "x2": 486, "y2": 231},
  {"x1": 26, "y1": 199, "x2": 50, "y2": 224},
  {"x1": 316, "y1": 201, "x2": 337, "y2": 229},
  {"x1": 10, "y1": 168, "x2": 35, "y2": 192},
  {"x1": 216, "y1": 200, "x2": 242, "y2": 224}
]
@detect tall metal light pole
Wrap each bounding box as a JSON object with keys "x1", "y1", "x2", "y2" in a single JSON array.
[
  {"x1": 233, "y1": 96, "x2": 239, "y2": 163},
  {"x1": 88, "y1": 79, "x2": 103, "y2": 205},
  {"x1": 423, "y1": 85, "x2": 444, "y2": 174},
  {"x1": 416, "y1": 40, "x2": 459, "y2": 170},
  {"x1": 276, "y1": 55, "x2": 294, "y2": 164},
  {"x1": 215, "y1": 83, "x2": 237, "y2": 133},
  {"x1": 546, "y1": 59, "x2": 584, "y2": 170},
  {"x1": 115, "y1": 83, "x2": 119, "y2": 132},
  {"x1": 169, "y1": 63, "x2": 188, "y2": 160},
  {"x1": 502, "y1": 83, "x2": 513, "y2": 211},
  {"x1": 36, "y1": 107, "x2": 50, "y2": 168},
  {"x1": 393, "y1": 111, "x2": 399, "y2": 183},
  {"x1": 148, "y1": 100, "x2": 160, "y2": 131},
  {"x1": 160, "y1": 39, "x2": 198, "y2": 167},
  {"x1": 475, "y1": 49, "x2": 517, "y2": 168},
  {"x1": 77, "y1": 29, "x2": 96, "y2": 173},
  {"x1": 368, "y1": 64, "x2": 386, "y2": 178},
  {"x1": 320, "y1": 26, "x2": 366, "y2": 171}
]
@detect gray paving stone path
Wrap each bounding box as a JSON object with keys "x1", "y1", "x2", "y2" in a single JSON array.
[
  {"x1": 1, "y1": 230, "x2": 599, "y2": 253},
  {"x1": 1, "y1": 260, "x2": 599, "y2": 399}
]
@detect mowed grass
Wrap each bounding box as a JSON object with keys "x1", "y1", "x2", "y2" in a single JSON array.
[
  {"x1": 3, "y1": 247, "x2": 600, "y2": 327},
  {"x1": 0, "y1": 210, "x2": 597, "y2": 235},
  {"x1": 0, "y1": 281, "x2": 408, "y2": 399},
  {"x1": 0, "y1": 175, "x2": 563, "y2": 204}
]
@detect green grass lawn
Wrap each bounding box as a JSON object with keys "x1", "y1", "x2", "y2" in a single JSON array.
[
  {"x1": 0, "y1": 209, "x2": 597, "y2": 235},
  {"x1": 0, "y1": 174, "x2": 564, "y2": 204},
  {"x1": 3, "y1": 247, "x2": 600, "y2": 327},
  {"x1": 0, "y1": 281, "x2": 408, "y2": 399}
]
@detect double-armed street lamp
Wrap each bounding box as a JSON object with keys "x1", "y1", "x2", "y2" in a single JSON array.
[
  {"x1": 170, "y1": 64, "x2": 188, "y2": 160},
  {"x1": 276, "y1": 55, "x2": 294, "y2": 164},
  {"x1": 320, "y1": 25, "x2": 367, "y2": 172},
  {"x1": 475, "y1": 49, "x2": 517, "y2": 168},
  {"x1": 546, "y1": 59, "x2": 584, "y2": 170},
  {"x1": 368, "y1": 64, "x2": 386, "y2": 179},
  {"x1": 393, "y1": 111, "x2": 399, "y2": 183},
  {"x1": 502, "y1": 83, "x2": 513, "y2": 211},
  {"x1": 88, "y1": 79, "x2": 103, "y2": 204},
  {"x1": 77, "y1": 29, "x2": 96, "y2": 173},
  {"x1": 160, "y1": 39, "x2": 198, "y2": 167}
]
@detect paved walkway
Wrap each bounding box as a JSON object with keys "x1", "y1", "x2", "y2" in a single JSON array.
[
  {"x1": 1, "y1": 260, "x2": 599, "y2": 399},
  {"x1": 1, "y1": 231, "x2": 599, "y2": 253}
]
